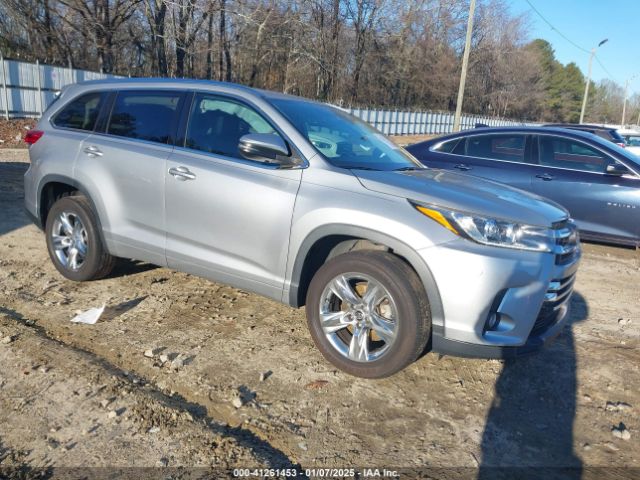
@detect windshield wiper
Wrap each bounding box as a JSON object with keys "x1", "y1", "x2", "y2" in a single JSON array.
[
  {"x1": 343, "y1": 166, "x2": 382, "y2": 171},
  {"x1": 394, "y1": 166, "x2": 423, "y2": 171}
]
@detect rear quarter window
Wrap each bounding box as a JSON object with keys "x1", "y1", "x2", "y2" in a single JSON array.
[
  {"x1": 52, "y1": 92, "x2": 106, "y2": 131},
  {"x1": 432, "y1": 138, "x2": 460, "y2": 153}
]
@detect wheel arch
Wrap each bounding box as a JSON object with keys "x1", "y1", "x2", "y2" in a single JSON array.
[
  {"x1": 37, "y1": 174, "x2": 109, "y2": 251},
  {"x1": 287, "y1": 224, "x2": 444, "y2": 331}
]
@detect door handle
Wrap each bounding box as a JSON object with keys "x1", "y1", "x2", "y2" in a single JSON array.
[
  {"x1": 168, "y1": 166, "x2": 196, "y2": 181},
  {"x1": 83, "y1": 145, "x2": 103, "y2": 157},
  {"x1": 454, "y1": 164, "x2": 472, "y2": 171},
  {"x1": 536, "y1": 173, "x2": 554, "y2": 181}
]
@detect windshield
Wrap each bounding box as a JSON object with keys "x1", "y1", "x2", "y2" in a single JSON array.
[
  {"x1": 269, "y1": 98, "x2": 423, "y2": 171},
  {"x1": 609, "y1": 130, "x2": 626, "y2": 144}
]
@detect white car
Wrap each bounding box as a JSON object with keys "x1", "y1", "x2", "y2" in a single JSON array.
[{"x1": 618, "y1": 128, "x2": 640, "y2": 156}]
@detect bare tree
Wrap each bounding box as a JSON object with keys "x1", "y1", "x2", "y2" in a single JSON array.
[
  {"x1": 171, "y1": 0, "x2": 210, "y2": 77},
  {"x1": 58, "y1": 0, "x2": 141, "y2": 73},
  {"x1": 347, "y1": 0, "x2": 381, "y2": 103},
  {"x1": 1, "y1": 0, "x2": 625, "y2": 122},
  {"x1": 143, "y1": 0, "x2": 168, "y2": 75}
]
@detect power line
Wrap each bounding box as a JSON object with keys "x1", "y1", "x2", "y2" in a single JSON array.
[
  {"x1": 594, "y1": 55, "x2": 615, "y2": 81},
  {"x1": 523, "y1": 0, "x2": 617, "y2": 82},
  {"x1": 523, "y1": 0, "x2": 589, "y2": 54}
]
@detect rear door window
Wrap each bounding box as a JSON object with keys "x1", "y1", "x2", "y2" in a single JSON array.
[
  {"x1": 538, "y1": 136, "x2": 613, "y2": 172},
  {"x1": 52, "y1": 91, "x2": 106, "y2": 131},
  {"x1": 465, "y1": 134, "x2": 527, "y2": 162},
  {"x1": 185, "y1": 93, "x2": 279, "y2": 158},
  {"x1": 107, "y1": 90, "x2": 182, "y2": 144}
]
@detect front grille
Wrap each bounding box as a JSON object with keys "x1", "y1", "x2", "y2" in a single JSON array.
[
  {"x1": 552, "y1": 219, "x2": 580, "y2": 265},
  {"x1": 530, "y1": 273, "x2": 576, "y2": 337}
]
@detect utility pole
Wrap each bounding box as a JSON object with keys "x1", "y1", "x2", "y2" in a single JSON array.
[
  {"x1": 579, "y1": 39, "x2": 608, "y2": 124},
  {"x1": 621, "y1": 74, "x2": 637, "y2": 126},
  {"x1": 622, "y1": 79, "x2": 630, "y2": 126},
  {"x1": 453, "y1": 0, "x2": 476, "y2": 132}
]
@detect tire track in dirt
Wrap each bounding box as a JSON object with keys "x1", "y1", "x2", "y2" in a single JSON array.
[{"x1": 0, "y1": 305, "x2": 302, "y2": 470}]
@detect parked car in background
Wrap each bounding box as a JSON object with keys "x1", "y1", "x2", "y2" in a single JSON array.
[
  {"x1": 24, "y1": 79, "x2": 580, "y2": 377},
  {"x1": 618, "y1": 129, "x2": 640, "y2": 156},
  {"x1": 407, "y1": 127, "x2": 640, "y2": 247},
  {"x1": 543, "y1": 123, "x2": 627, "y2": 148}
]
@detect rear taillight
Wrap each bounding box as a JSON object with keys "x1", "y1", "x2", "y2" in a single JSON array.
[
  {"x1": 616, "y1": 142, "x2": 626, "y2": 148},
  {"x1": 24, "y1": 130, "x2": 44, "y2": 145}
]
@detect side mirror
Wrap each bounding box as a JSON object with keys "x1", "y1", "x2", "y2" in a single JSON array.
[
  {"x1": 238, "y1": 133, "x2": 293, "y2": 166},
  {"x1": 605, "y1": 163, "x2": 629, "y2": 176}
]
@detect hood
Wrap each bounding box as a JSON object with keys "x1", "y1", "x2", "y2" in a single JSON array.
[{"x1": 355, "y1": 168, "x2": 568, "y2": 227}]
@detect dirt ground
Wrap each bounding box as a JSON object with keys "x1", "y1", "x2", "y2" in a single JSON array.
[
  {"x1": 0, "y1": 119, "x2": 37, "y2": 149},
  {"x1": 1, "y1": 149, "x2": 639, "y2": 478},
  {"x1": 389, "y1": 134, "x2": 436, "y2": 146}
]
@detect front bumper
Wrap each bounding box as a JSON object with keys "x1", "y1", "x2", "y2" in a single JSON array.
[{"x1": 419, "y1": 232, "x2": 580, "y2": 358}]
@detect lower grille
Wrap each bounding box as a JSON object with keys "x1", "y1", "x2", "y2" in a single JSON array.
[{"x1": 530, "y1": 273, "x2": 576, "y2": 337}]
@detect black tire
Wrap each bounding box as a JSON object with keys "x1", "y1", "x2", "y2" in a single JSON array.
[
  {"x1": 305, "y1": 250, "x2": 431, "y2": 378},
  {"x1": 45, "y1": 195, "x2": 116, "y2": 281}
]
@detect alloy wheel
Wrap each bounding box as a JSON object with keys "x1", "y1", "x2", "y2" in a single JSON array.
[
  {"x1": 319, "y1": 272, "x2": 398, "y2": 362},
  {"x1": 50, "y1": 211, "x2": 88, "y2": 271}
]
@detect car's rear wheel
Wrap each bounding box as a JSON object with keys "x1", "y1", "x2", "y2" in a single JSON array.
[
  {"x1": 45, "y1": 195, "x2": 116, "y2": 281},
  {"x1": 305, "y1": 250, "x2": 431, "y2": 378}
]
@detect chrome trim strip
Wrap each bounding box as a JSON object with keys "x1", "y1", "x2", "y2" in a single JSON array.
[
  {"x1": 546, "y1": 271, "x2": 576, "y2": 299},
  {"x1": 552, "y1": 243, "x2": 578, "y2": 255},
  {"x1": 558, "y1": 277, "x2": 576, "y2": 291},
  {"x1": 553, "y1": 296, "x2": 572, "y2": 311},
  {"x1": 545, "y1": 287, "x2": 573, "y2": 303},
  {"x1": 547, "y1": 281, "x2": 562, "y2": 292},
  {"x1": 553, "y1": 227, "x2": 574, "y2": 239}
]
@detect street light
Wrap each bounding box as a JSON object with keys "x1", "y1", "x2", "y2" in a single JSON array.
[
  {"x1": 621, "y1": 74, "x2": 638, "y2": 126},
  {"x1": 579, "y1": 38, "x2": 608, "y2": 124}
]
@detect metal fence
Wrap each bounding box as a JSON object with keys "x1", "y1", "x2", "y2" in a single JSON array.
[
  {"x1": 0, "y1": 57, "x2": 537, "y2": 133},
  {"x1": 345, "y1": 107, "x2": 538, "y2": 135},
  {"x1": 0, "y1": 57, "x2": 119, "y2": 119}
]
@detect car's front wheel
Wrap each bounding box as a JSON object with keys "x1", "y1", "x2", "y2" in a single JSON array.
[
  {"x1": 305, "y1": 250, "x2": 431, "y2": 378},
  {"x1": 45, "y1": 195, "x2": 116, "y2": 281}
]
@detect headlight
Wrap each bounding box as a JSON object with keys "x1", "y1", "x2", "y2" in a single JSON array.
[{"x1": 414, "y1": 204, "x2": 555, "y2": 252}]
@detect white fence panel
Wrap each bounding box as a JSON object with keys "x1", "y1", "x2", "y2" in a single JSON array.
[
  {"x1": 344, "y1": 107, "x2": 538, "y2": 135},
  {"x1": 0, "y1": 58, "x2": 120, "y2": 118}
]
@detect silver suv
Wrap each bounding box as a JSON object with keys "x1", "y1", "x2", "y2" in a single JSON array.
[{"x1": 24, "y1": 79, "x2": 580, "y2": 378}]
